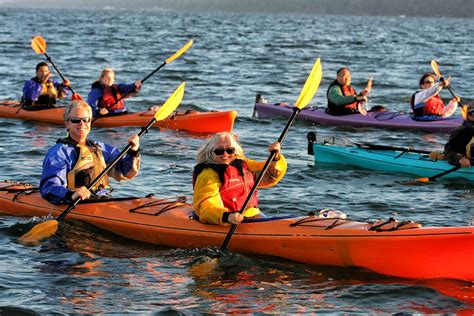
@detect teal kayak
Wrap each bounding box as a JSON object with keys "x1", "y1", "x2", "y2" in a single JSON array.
[{"x1": 307, "y1": 132, "x2": 474, "y2": 181}]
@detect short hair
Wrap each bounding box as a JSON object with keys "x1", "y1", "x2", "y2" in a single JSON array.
[
  {"x1": 36, "y1": 62, "x2": 48, "y2": 72},
  {"x1": 337, "y1": 67, "x2": 349, "y2": 75},
  {"x1": 196, "y1": 132, "x2": 245, "y2": 164},
  {"x1": 419, "y1": 73, "x2": 436, "y2": 87},
  {"x1": 64, "y1": 100, "x2": 92, "y2": 121},
  {"x1": 99, "y1": 67, "x2": 115, "y2": 81}
]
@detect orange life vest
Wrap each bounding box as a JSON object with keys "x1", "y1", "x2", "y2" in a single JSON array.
[{"x1": 100, "y1": 85, "x2": 125, "y2": 111}]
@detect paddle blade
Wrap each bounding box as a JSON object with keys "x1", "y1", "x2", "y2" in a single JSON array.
[
  {"x1": 71, "y1": 93, "x2": 83, "y2": 101},
  {"x1": 461, "y1": 105, "x2": 468, "y2": 119},
  {"x1": 18, "y1": 220, "x2": 59, "y2": 244},
  {"x1": 154, "y1": 82, "x2": 185, "y2": 121},
  {"x1": 189, "y1": 258, "x2": 219, "y2": 277},
  {"x1": 431, "y1": 59, "x2": 441, "y2": 78},
  {"x1": 165, "y1": 40, "x2": 193, "y2": 64},
  {"x1": 31, "y1": 35, "x2": 47, "y2": 54},
  {"x1": 366, "y1": 76, "x2": 373, "y2": 94},
  {"x1": 295, "y1": 57, "x2": 322, "y2": 110}
]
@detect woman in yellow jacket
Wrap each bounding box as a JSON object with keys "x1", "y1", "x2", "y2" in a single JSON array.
[{"x1": 193, "y1": 132, "x2": 287, "y2": 226}]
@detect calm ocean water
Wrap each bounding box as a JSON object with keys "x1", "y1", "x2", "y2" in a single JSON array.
[{"x1": 0, "y1": 7, "x2": 473, "y2": 314}]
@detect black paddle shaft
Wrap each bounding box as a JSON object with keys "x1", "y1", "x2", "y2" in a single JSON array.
[
  {"x1": 105, "y1": 61, "x2": 167, "y2": 111},
  {"x1": 43, "y1": 53, "x2": 77, "y2": 95},
  {"x1": 56, "y1": 117, "x2": 157, "y2": 221},
  {"x1": 219, "y1": 107, "x2": 301, "y2": 252},
  {"x1": 440, "y1": 77, "x2": 461, "y2": 103},
  {"x1": 428, "y1": 165, "x2": 461, "y2": 181}
]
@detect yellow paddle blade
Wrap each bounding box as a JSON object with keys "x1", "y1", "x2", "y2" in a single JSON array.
[
  {"x1": 431, "y1": 59, "x2": 441, "y2": 78},
  {"x1": 31, "y1": 35, "x2": 47, "y2": 54},
  {"x1": 165, "y1": 40, "x2": 193, "y2": 64},
  {"x1": 189, "y1": 258, "x2": 219, "y2": 277},
  {"x1": 18, "y1": 219, "x2": 58, "y2": 245},
  {"x1": 295, "y1": 57, "x2": 322, "y2": 110},
  {"x1": 154, "y1": 82, "x2": 185, "y2": 121}
]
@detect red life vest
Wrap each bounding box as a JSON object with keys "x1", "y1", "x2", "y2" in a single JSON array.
[
  {"x1": 341, "y1": 85, "x2": 358, "y2": 110},
  {"x1": 100, "y1": 85, "x2": 125, "y2": 111},
  {"x1": 193, "y1": 159, "x2": 259, "y2": 213},
  {"x1": 422, "y1": 95, "x2": 445, "y2": 116}
]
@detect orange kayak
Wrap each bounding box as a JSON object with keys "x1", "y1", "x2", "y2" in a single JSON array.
[
  {"x1": 0, "y1": 101, "x2": 237, "y2": 133},
  {"x1": 1, "y1": 181, "x2": 473, "y2": 281}
]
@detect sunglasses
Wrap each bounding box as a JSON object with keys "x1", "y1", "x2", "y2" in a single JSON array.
[
  {"x1": 213, "y1": 147, "x2": 236, "y2": 155},
  {"x1": 68, "y1": 117, "x2": 91, "y2": 124},
  {"x1": 423, "y1": 80, "x2": 435, "y2": 84},
  {"x1": 468, "y1": 110, "x2": 474, "y2": 116}
]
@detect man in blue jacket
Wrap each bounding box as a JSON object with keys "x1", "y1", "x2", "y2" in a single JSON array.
[
  {"x1": 22, "y1": 62, "x2": 70, "y2": 109},
  {"x1": 40, "y1": 100, "x2": 141, "y2": 204}
]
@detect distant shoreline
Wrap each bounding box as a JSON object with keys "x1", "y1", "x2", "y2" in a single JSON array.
[{"x1": 2, "y1": 0, "x2": 474, "y2": 18}]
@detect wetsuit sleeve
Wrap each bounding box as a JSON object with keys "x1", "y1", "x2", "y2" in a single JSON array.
[
  {"x1": 100, "y1": 142, "x2": 141, "y2": 181},
  {"x1": 53, "y1": 80, "x2": 70, "y2": 99},
  {"x1": 327, "y1": 84, "x2": 357, "y2": 107},
  {"x1": 193, "y1": 168, "x2": 229, "y2": 225},
  {"x1": 444, "y1": 126, "x2": 470, "y2": 166},
  {"x1": 40, "y1": 145, "x2": 76, "y2": 204},
  {"x1": 413, "y1": 85, "x2": 442, "y2": 106},
  {"x1": 87, "y1": 88, "x2": 102, "y2": 116},
  {"x1": 117, "y1": 83, "x2": 138, "y2": 94},
  {"x1": 22, "y1": 79, "x2": 42, "y2": 103},
  {"x1": 244, "y1": 154, "x2": 287, "y2": 188}
]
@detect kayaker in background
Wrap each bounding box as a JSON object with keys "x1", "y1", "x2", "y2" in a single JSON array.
[
  {"x1": 192, "y1": 132, "x2": 287, "y2": 226},
  {"x1": 326, "y1": 67, "x2": 369, "y2": 115},
  {"x1": 410, "y1": 73, "x2": 459, "y2": 120},
  {"x1": 87, "y1": 68, "x2": 142, "y2": 117},
  {"x1": 21, "y1": 62, "x2": 70, "y2": 110},
  {"x1": 40, "y1": 100, "x2": 141, "y2": 205},
  {"x1": 444, "y1": 104, "x2": 474, "y2": 168}
]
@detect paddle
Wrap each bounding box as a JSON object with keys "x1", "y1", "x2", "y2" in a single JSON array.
[
  {"x1": 430, "y1": 60, "x2": 466, "y2": 118},
  {"x1": 353, "y1": 142, "x2": 432, "y2": 155},
  {"x1": 401, "y1": 165, "x2": 461, "y2": 185},
  {"x1": 357, "y1": 77, "x2": 373, "y2": 116},
  {"x1": 101, "y1": 39, "x2": 193, "y2": 112},
  {"x1": 31, "y1": 35, "x2": 82, "y2": 101},
  {"x1": 18, "y1": 82, "x2": 186, "y2": 244},
  {"x1": 219, "y1": 58, "x2": 323, "y2": 252}
]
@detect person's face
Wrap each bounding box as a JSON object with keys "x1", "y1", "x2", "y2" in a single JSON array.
[
  {"x1": 65, "y1": 107, "x2": 92, "y2": 144},
  {"x1": 337, "y1": 69, "x2": 351, "y2": 86},
  {"x1": 36, "y1": 65, "x2": 50, "y2": 82},
  {"x1": 101, "y1": 71, "x2": 115, "y2": 87},
  {"x1": 212, "y1": 135, "x2": 236, "y2": 165},
  {"x1": 421, "y1": 76, "x2": 436, "y2": 89}
]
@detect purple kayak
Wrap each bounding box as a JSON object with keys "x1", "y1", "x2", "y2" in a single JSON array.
[{"x1": 254, "y1": 102, "x2": 464, "y2": 133}]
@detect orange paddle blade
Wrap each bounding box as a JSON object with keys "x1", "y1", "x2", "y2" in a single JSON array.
[
  {"x1": 461, "y1": 105, "x2": 468, "y2": 119},
  {"x1": 431, "y1": 60, "x2": 441, "y2": 78},
  {"x1": 71, "y1": 93, "x2": 83, "y2": 101},
  {"x1": 31, "y1": 35, "x2": 47, "y2": 54},
  {"x1": 18, "y1": 219, "x2": 59, "y2": 245}
]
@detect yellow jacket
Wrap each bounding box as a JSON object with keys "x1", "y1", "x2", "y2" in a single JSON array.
[{"x1": 193, "y1": 155, "x2": 287, "y2": 225}]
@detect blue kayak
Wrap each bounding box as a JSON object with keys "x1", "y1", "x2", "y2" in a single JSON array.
[{"x1": 307, "y1": 132, "x2": 474, "y2": 181}]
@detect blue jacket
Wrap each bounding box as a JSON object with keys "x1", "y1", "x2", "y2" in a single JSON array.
[
  {"x1": 87, "y1": 81, "x2": 137, "y2": 116},
  {"x1": 22, "y1": 77, "x2": 69, "y2": 105},
  {"x1": 40, "y1": 137, "x2": 140, "y2": 205}
]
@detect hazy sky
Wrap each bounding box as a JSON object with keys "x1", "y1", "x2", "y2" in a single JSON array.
[{"x1": 1, "y1": 0, "x2": 474, "y2": 17}]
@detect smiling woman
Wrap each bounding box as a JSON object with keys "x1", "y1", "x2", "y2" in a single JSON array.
[{"x1": 192, "y1": 132, "x2": 287, "y2": 226}]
